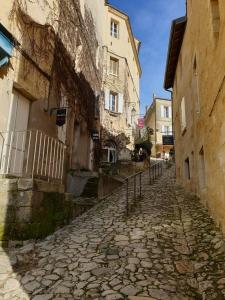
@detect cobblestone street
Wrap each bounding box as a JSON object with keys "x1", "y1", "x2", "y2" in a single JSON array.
[{"x1": 1, "y1": 166, "x2": 225, "y2": 300}]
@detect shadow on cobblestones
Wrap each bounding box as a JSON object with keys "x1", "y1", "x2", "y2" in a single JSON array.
[{"x1": 1, "y1": 165, "x2": 225, "y2": 299}]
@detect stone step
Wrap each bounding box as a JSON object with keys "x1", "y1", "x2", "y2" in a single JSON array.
[{"x1": 128, "y1": 297, "x2": 157, "y2": 300}]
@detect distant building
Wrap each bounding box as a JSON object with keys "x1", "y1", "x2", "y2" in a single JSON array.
[
  {"x1": 145, "y1": 96, "x2": 173, "y2": 158},
  {"x1": 100, "y1": 3, "x2": 141, "y2": 163},
  {"x1": 164, "y1": 1, "x2": 225, "y2": 231}
]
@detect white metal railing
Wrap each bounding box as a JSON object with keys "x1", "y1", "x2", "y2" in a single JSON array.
[{"x1": 0, "y1": 130, "x2": 66, "y2": 182}]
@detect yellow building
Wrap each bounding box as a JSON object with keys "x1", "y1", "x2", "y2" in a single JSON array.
[
  {"x1": 101, "y1": 3, "x2": 141, "y2": 163},
  {"x1": 145, "y1": 96, "x2": 173, "y2": 158},
  {"x1": 164, "y1": 1, "x2": 225, "y2": 231}
]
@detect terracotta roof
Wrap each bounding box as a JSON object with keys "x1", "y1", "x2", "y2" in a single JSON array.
[{"x1": 164, "y1": 16, "x2": 187, "y2": 90}]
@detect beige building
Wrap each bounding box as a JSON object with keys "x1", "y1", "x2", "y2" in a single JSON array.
[
  {"x1": 145, "y1": 96, "x2": 173, "y2": 158},
  {"x1": 100, "y1": 4, "x2": 141, "y2": 163},
  {"x1": 0, "y1": 0, "x2": 105, "y2": 180},
  {"x1": 164, "y1": 1, "x2": 225, "y2": 231},
  {"x1": 0, "y1": 0, "x2": 108, "y2": 241}
]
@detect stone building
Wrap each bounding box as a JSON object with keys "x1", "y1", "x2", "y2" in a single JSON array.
[
  {"x1": 164, "y1": 1, "x2": 225, "y2": 231},
  {"x1": 0, "y1": 0, "x2": 105, "y2": 242},
  {"x1": 145, "y1": 96, "x2": 173, "y2": 158},
  {"x1": 100, "y1": 3, "x2": 141, "y2": 163}
]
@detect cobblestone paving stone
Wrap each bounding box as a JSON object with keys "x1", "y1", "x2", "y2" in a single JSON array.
[{"x1": 1, "y1": 166, "x2": 225, "y2": 299}]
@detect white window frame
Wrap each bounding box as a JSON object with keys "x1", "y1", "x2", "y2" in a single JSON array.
[
  {"x1": 111, "y1": 20, "x2": 119, "y2": 38},
  {"x1": 181, "y1": 97, "x2": 187, "y2": 133},
  {"x1": 110, "y1": 57, "x2": 119, "y2": 76},
  {"x1": 103, "y1": 143, "x2": 117, "y2": 163},
  {"x1": 109, "y1": 92, "x2": 118, "y2": 113}
]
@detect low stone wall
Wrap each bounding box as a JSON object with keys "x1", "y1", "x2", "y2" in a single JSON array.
[
  {"x1": 98, "y1": 175, "x2": 123, "y2": 199},
  {"x1": 0, "y1": 178, "x2": 93, "y2": 246}
]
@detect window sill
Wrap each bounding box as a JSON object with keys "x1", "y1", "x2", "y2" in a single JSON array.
[
  {"x1": 109, "y1": 73, "x2": 119, "y2": 77},
  {"x1": 181, "y1": 127, "x2": 187, "y2": 136},
  {"x1": 109, "y1": 111, "x2": 121, "y2": 117}
]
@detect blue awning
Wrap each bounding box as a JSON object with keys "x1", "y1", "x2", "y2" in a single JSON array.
[{"x1": 0, "y1": 23, "x2": 14, "y2": 67}]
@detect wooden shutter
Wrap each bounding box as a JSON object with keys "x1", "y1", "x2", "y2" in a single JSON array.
[
  {"x1": 161, "y1": 105, "x2": 164, "y2": 118},
  {"x1": 118, "y1": 93, "x2": 123, "y2": 113},
  {"x1": 105, "y1": 88, "x2": 110, "y2": 110},
  {"x1": 169, "y1": 106, "x2": 172, "y2": 118}
]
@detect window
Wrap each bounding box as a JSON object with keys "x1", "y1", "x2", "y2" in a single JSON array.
[
  {"x1": 131, "y1": 108, "x2": 136, "y2": 127},
  {"x1": 111, "y1": 20, "x2": 119, "y2": 38},
  {"x1": 105, "y1": 89, "x2": 123, "y2": 113},
  {"x1": 110, "y1": 57, "x2": 119, "y2": 76},
  {"x1": 193, "y1": 56, "x2": 200, "y2": 113},
  {"x1": 210, "y1": 0, "x2": 220, "y2": 41},
  {"x1": 162, "y1": 125, "x2": 170, "y2": 135},
  {"x1": 184, "y1": 157, "x2": 191, "y2": 180},
  {"x1": 161, "y1": 105, "x2": 171, "y2": 118},
  {"x1": 181, "y1": 97, "x2": 187, "y2": 133},
  {"x1": 102, "y1": 141, "x2": 117, "y2": 163},
  {"x1": 199, "y1": 147, "x2": 206, "y2": 189},
  {"x1": 109, "y1": 92, "x2": 118, "y2": 112}
]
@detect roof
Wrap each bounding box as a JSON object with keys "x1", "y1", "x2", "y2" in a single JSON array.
[
  {"x1": 164, "y1": 16, "x2": 187, "y2": 90},
  {"x1": 106, "y1": 4, "x2": 142, "y2": 76}
]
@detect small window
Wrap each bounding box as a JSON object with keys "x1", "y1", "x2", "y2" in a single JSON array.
[
  {"x1": 210, "y1": 0, "x2": 220, "y2": 41},
  {"x1": 184, "y1": 157, "x2": 191, "y2": 180},
  {"x1": 109, "y1": 92, "x2": 118, "y2": 112},
  {"x1": 199, "y1": 147, "x2": 206, "y2": 189},
  {"x1": 162, "y1": 125, "x2": 170, "y2": 135},
  {"x1": 164, "y1": 106, "x2": 169, "y2": 118},
  {"x1": 181, "y1": 97, "x2": 187, "y2": 133},
  {"x1": 161, "y1": 105, "x2": 171, "y2": 118},
  {"x1": 103, "y1": 141, "x2": 117, "y2": 163},
  {"x1": 111, "y1": 20, "x2": 119, "y2": 38},
  {"x1": 131, "y1": 108, "x2": 136, "y2": 127},
  {"x1": 110, "y1": 57, "x2": 119, "y2": 76}
]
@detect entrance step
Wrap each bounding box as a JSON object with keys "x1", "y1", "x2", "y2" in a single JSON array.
[{"x1": 128, "y1": 297, "x2": 157, "y2": 300}]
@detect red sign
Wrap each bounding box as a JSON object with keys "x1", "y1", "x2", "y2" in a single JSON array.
[{"x1": 138, "y1": 118, "x2": 144, "y2": 129}]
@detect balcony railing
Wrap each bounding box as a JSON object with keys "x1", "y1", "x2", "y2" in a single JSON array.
[{"x1": 0, "y1": 130, "x2": 66, "y2": 183}]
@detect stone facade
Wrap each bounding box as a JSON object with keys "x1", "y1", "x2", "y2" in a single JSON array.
[
  {"x1": 100, "y1": 4, "x2": 141, "y2": 162},
  {"x1": 164, "y1": 1, "x2": 225, "y2": 231},
  {"x1": 145, "y1": 96, "x2": 173, "y2": 158}
]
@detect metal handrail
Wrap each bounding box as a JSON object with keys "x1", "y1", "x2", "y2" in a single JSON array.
[{"x1": 125, "y1": 161, "x2": 163, "y2": 216}]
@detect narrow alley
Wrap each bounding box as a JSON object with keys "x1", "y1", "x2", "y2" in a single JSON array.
[{"x1": 1, "y1": 166, "x2": 225, "y2": 300}]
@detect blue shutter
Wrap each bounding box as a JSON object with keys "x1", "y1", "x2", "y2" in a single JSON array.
[{"x1": 0, "y1": 24, "x2": 14, "y2": 67}]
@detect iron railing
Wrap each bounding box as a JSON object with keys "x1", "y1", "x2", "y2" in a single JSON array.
[
  {"x1": 125, "y1": 161, "x2": 163, "y2": 216},
  {"x1": 0, "y1": 130, "x2": 66, "y2": 182}
]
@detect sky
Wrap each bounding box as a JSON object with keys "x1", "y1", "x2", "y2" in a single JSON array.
[{"x1": 109, "y1": 0, "x2": 186, "y2": 114}]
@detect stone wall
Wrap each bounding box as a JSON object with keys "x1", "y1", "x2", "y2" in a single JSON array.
[
  {"x1": 0, "y1": 178, "x2": 82, "y2": 245},
  {"x1": 172, "y1": 0, "x2": 225, "y2": 231}
]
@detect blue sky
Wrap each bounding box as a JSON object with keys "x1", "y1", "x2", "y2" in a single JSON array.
[{"x1": 109, "y1": 0, "x2": 186, "y2": 113}]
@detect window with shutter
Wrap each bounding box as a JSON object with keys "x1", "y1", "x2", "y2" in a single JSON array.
[
  {"x1": 181, "y1": 97, "x2": 187, "y2": 133},
  {"x1": 110, "y1": 57, "x2": 119, "y2": 76},
  {"x1": 110, "y1": 20, "x2": 119, "y2": 38}
]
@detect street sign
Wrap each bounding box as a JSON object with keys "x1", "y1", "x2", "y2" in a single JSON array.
[
  {"x1": 91, "y1": 130, "x2": 99, "y2": 141},
  {"x1": 162, "y1": 135, "x2": 174, "y2": 145},
  {"x1": 56, "y1": 108, "x2": 66, "y2": 127},
  {"x1": 138, "y1": 118, "x2": 144, "y2": 129}
]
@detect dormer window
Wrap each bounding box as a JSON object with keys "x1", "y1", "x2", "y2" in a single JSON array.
[{"x1": 111, "y1": 20, "x2": 119, "y2": 38}]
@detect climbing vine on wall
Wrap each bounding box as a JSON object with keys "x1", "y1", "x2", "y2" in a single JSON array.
[{"x1": 10, "y1": 0, "x2": 101, "y2": 132}]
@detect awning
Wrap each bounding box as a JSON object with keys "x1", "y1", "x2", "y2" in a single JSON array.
[{"x1": 0, "y1": 23, "x2": 14, "y2": 67}]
